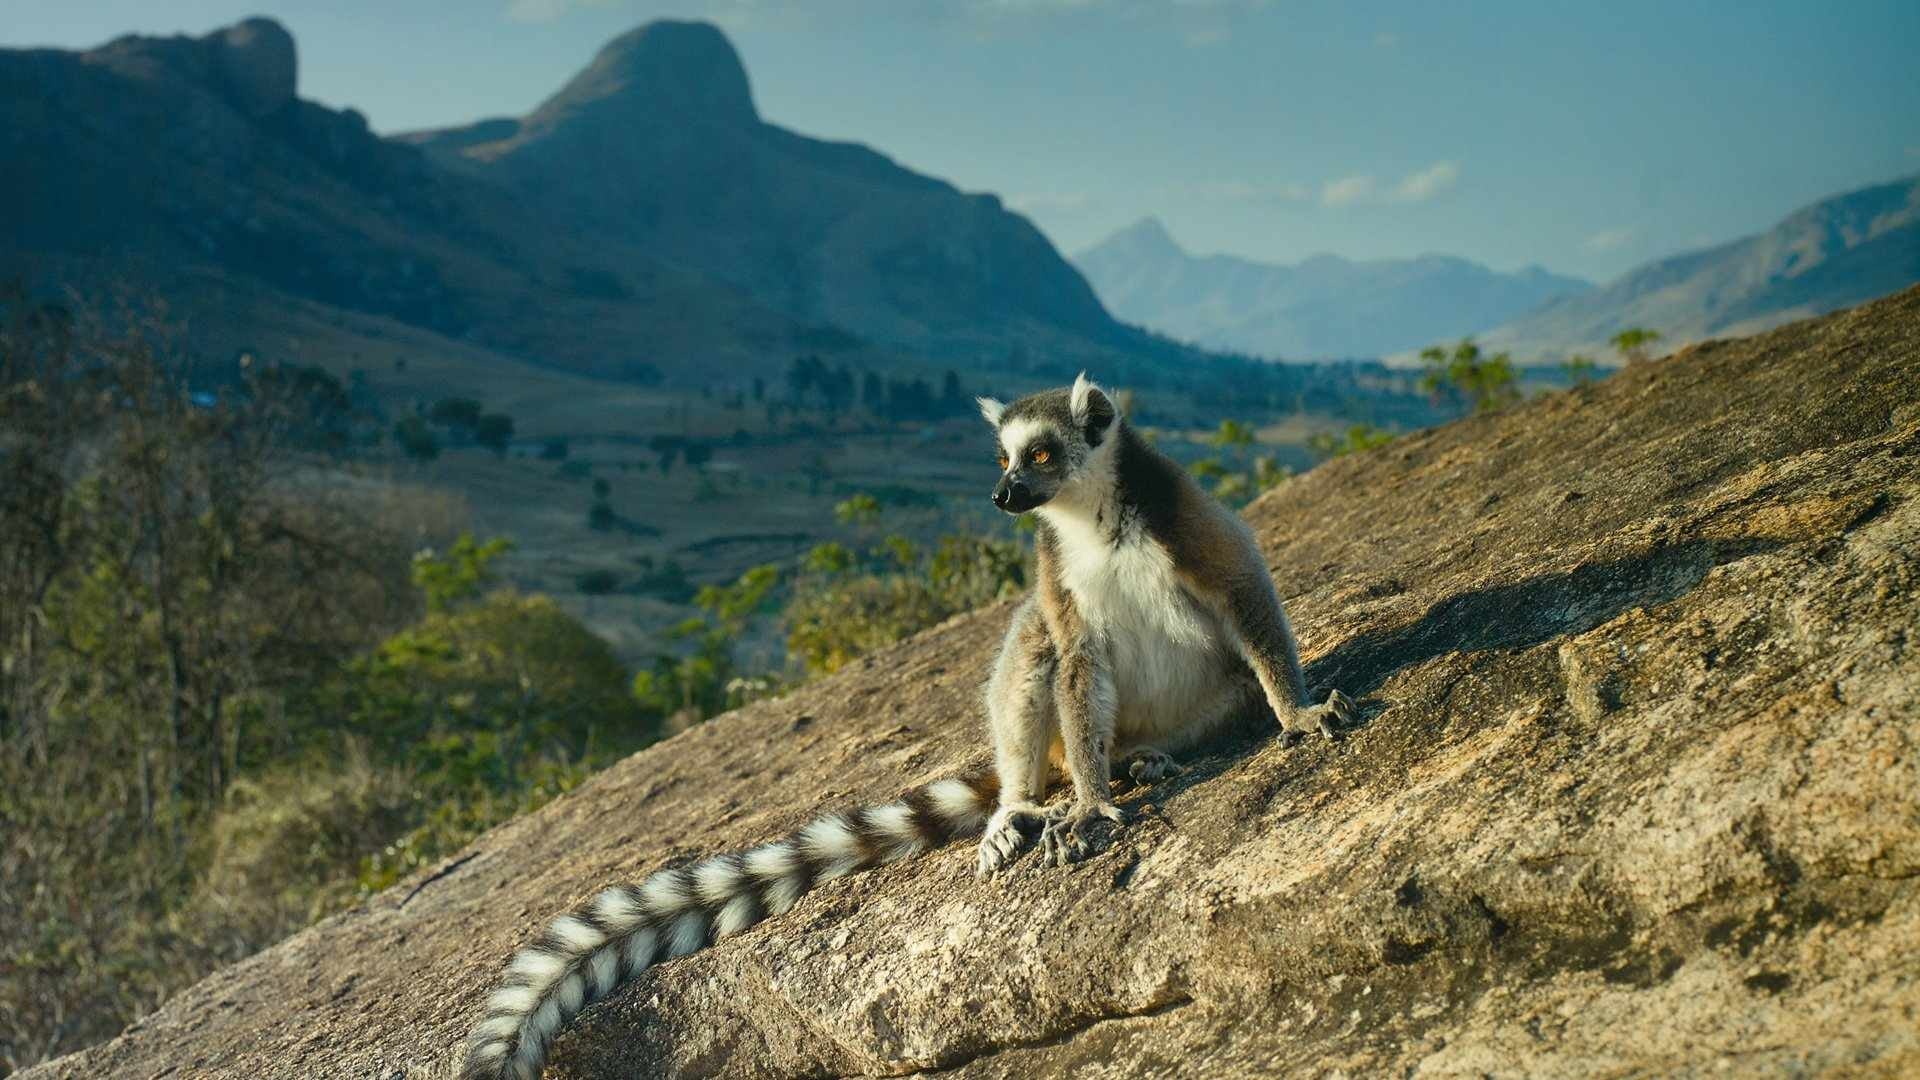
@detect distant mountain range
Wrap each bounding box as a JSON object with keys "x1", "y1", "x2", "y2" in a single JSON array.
[
  {"x1": 1073, "y1": 218, "x2": 1592, "y2": 360},
  {"x1": 1079, "y1": 175, "x2": 1920, "y2": 366},
  {"x1": 1474, "y1": 174, "x2": 1920, "y2": 363},
  {"x1": 0, "y1": 18, "x2": 1171, "y2": 383}
]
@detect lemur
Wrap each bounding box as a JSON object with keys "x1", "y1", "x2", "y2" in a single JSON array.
[{"x1": 459, "y1": 374, "x2": 1353, "y2": 1080}]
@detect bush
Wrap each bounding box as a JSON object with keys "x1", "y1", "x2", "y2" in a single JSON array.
[
  {"x1": 785, "y1": 534, "x2": 1025, "y2": 676},
  {"x1": 1309, "y1": 423, "x2": 1396, "y2": 461},
  {"x1": 576, "y1": 568, "x2": 620, "y2": 595}
]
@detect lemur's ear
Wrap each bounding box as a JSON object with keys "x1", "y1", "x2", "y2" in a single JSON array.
[
  {"x1": 976, "y1": 396, "x2": 1007, "y2": 426},
  {"x1": 1069, "y1": 372, "x2": 1117, "y2": 443}
]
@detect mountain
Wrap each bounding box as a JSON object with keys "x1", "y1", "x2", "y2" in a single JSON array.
[
  {"x1": 1476, "y1": 173, "x2": 1920, "y2": 363},
  {"x1": 24, "y1": 286, "x2": 1920, "y2": 1078},
  {"x1": 401, "y1": 21, "x2": 1123, "y2": 363},
  {"x1": 0, "y1": 18, "x2": 1152, "y2": 382},
  {"x1": 1073, "y1": 217, "x2": 1592, "y2": 360}
]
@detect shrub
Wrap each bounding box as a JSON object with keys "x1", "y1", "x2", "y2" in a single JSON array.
[{"x1": 1309, "y1": 423, "x2": 1396, "y2": 460}]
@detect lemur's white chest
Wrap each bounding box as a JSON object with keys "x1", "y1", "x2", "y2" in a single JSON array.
[{"x1": 1044, "y1": 511, "x2": 1234, "y2": 743}]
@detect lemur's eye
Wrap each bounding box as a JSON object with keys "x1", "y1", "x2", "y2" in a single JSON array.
[
  {"x1": 1030, "y1": 449, "x2": 1050, "y2": 465},
  {"x1": 997, "y1": 454, "x2": 1009, "y2": 470}
]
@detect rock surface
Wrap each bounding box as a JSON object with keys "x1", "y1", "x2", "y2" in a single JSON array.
[{"x1": 24, "y1": 289, "x2": 1920, "y2": 1079}]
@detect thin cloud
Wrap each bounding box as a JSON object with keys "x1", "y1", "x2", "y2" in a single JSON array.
[
  {"x1": 1373, "y1": 31, "x2": 1399, "y2": 48},
  {"x1": 1583, "y1": 227, "x2": 1635, "y2": 253},
  {"x1": 1394, "y1": 160, "x2": 1458, "y2": 201},
  {"x1": 1322, "y1": 174, "x2": 1377, "y2": 207},
  {"x1": 1322, "y1": 161, "x2": 1459, "y2": 207}
]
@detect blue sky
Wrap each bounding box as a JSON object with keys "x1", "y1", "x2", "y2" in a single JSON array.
[{"x1": 8, "y1": 1, "x2": 1918, "y2": 281}]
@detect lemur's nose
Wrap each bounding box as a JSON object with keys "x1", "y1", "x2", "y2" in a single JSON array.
[{"x1": 992, "y1": 486, "x2": 1010, "y2": 508}]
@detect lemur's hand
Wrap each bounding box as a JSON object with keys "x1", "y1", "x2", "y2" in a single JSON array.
[{"x1": 976, "y1": 804, "x2": 1048, "y2": 878}]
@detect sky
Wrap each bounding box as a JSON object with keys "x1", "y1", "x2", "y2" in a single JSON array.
[{"x1": 7, "y1": 0, "x2": 1919, "y2": 282}]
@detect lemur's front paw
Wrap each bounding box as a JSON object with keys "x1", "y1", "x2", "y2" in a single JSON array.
[
  {"x1": 1286, "y1": 689, "x2": 1356, "y2": 739},
  {"x1": 976, "y1": 805, "x2": 1047, "y2": 878},
  {"x1": 1118, "y1": 747, "x2": 1184, "y2": 787},
  {"x1": 1037, "y1": 802, "x2": 1125, "y2": 867}
]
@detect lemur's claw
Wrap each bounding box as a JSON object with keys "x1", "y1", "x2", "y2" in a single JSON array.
[
  {"x1": 1286, "y1": 689, "x2": 1355, "y2": 740},
  {"x1": 976, "y1": 805, "x2": 1047, "y2": 878},
  {"x1": 1037, "y1": 803, "x2": 1124, "y2": 866}
]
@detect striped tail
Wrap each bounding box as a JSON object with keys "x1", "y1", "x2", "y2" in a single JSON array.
[{"x1": 459, "y1": 767, "x2": 1000, "y2": 1080}]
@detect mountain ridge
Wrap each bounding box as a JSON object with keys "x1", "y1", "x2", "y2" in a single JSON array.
[
  {"x1": 1, "y1": 17, "x2": 1170, "y2": 383},
  {"x1": 1474, "y1": 172, "x2": 1920, "y2": 363},
  {"x1": 1074, "y1": 217, "x2": 1592, "y2": 360},
  {"x1": 398, "y1": 19, "x2": 1128, "y2": 364}
]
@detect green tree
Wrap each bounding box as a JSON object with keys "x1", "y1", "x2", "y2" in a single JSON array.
[
  {"x1": 1208, "y1": 418, "x2": 1258, "y2": 457},
  {"x1": 393, "y1": 416, "x2": 440, "y2": 461},
  {"x1": 474, "y1": 413, "x2": 514, "y2": 456},
  {"x1": 1419, "y1": 339, "x2": 1519, "y2": 414},
  {"x1": 1562, "y1": 354, "x2": 1599, "y2": 386},
  {"x1": 411, "y1": 534, "x2": 513, "y2": 614},
  {"x1": 1611, "y1": 328, "x2": 1662, "y2": 364},
  {"x1": 428, "y1": 397, "x2": 483, "y2": 433},
  {"x1": 575, "y1": 569, "x2": 619, "y2": 595}
]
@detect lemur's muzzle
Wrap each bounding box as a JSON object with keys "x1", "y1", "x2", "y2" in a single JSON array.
[{"x1": 992, "y1": 475, "x2": 1044, "y2": 513}]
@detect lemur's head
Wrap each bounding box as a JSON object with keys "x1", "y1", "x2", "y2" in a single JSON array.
[{"x1": 976, "y1": 372, "x2": 1119, "y2": 515}]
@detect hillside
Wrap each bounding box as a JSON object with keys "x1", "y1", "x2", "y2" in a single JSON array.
[
  {"x1": 0, "y1": 19, "x2": 829, "y2": 381},
  {"x1": 1074, "y1": 217, "x2": 1591, "y2": 359},
  {"x1": 23, "y1": 286, "x2": 1919, "y2": 1079},
  {"x1": 1476, "y1": 173, "x2": 1920, "y2": 362}
]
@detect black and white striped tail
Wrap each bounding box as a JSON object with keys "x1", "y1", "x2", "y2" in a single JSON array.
[{"x1": 458, "y1": 768, "x2": 1000, "y2": 1080}]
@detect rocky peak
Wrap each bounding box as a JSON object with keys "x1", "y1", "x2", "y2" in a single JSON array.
[
  {"x1": 76, "y1": 16, "x2": 297, "y2": 120},
  {"x1": 1100, "y1": 216, "x2": 1184, "y2": 260},
  {"x1": 209, "y1": 16, "x2": 296, "y2": 118},
  {"x1": 525, "y1": 19, "x2": 757, "y2": 134}
]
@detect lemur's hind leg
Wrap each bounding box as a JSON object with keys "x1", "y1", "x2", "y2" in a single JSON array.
[{"x1": 978, "y1": 600, "x2": 1059, "y2": 877}]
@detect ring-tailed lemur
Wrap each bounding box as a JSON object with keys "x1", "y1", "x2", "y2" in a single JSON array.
[{"x1": 459, "y1": 373, "x2": 1353, "y2": 1080}]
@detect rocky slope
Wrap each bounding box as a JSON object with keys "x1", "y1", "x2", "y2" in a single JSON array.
[
  {"x1": 1476, "y1": 173, "x2": 1920, "y2": 364},
  {"x1": 1075, "y1": 217, "x2": 1591, "y2": 360},
  {"x1": 24, "y1": 288, "x2": 1920, "y2": 1079}
]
